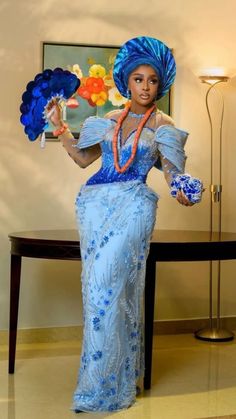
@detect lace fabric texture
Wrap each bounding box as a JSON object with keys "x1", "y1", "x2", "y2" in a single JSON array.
[
  {"x1": 106, "y1": 109, "x2": 174, "y2": 146},
  {"x1": 70, "y1": 111, "x2": 188, "y2": 185},
  {"x1": 61, "y1": 110, "x2": 187, "y2": 185},
  {"x1": 66, "y1": 111, "x2": 188, "y2": 412},
  {"x1": 74, "y1": 180, "x2": 158, "y2": 412},
  {"x1": 160, "y1": 155, "x2": 181, "y2": 186}
]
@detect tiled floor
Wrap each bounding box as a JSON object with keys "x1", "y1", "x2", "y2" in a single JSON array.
[{"x1": 1, "y1": 334, "x2": 236, "y2": 419}]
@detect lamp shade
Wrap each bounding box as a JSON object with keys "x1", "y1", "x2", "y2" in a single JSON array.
[{"x1": 199, "y1": 75, "x2": 229, "y2": 85}]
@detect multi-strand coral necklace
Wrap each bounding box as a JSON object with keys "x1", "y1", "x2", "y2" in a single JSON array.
[{"x1": 112, "y1": 103, "x2": 156, "y2": 173}]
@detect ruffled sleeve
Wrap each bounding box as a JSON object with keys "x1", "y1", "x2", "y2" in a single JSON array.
[
  {"x1": 77, "y1": 116, "x2": 113, "y2": 149},
  {"x1": 154, "y1": 125, "x2": 203, "y2": 203},
  {"x1": 154, "y1": 125, "x2": 189, "y2": 173}
]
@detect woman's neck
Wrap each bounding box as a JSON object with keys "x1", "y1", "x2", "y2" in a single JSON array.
[{"x1": 129, "y1": 102, "x2": 156, "y2": 115}]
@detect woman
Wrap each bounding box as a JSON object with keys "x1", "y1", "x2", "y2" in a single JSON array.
[{"x1": 48, "y1": 36, "x2": 200, "y2": 412}]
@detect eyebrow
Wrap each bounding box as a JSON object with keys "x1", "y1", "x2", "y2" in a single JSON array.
[{"x1": 131, "y1": 72, "x2": 158, "y2": 78}]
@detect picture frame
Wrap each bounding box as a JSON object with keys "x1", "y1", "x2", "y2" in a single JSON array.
[{"x1": 42, "y1": 42, "x2": 172, "y2": 140}]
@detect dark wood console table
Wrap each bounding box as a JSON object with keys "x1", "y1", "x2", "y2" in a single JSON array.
[{"x1": 8, "y1": 229, "x2": 236, "y2": 389}]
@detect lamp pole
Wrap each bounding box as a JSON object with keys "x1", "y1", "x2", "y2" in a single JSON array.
[{"x1": 195, "y1": 76, "x2": 234, "y2": 342}]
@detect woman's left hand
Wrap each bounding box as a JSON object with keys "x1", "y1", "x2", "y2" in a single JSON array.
[{"x1": 176, "y1": 190, "x2": 194, "y2": 206}]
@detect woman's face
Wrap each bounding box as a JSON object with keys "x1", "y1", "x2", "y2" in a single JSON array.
[{"x1": 128, "y1": 65, "x2": 159, "y2": 110}]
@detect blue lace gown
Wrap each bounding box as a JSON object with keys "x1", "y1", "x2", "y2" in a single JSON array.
[{"x1": 69, "y1": 113, "x2": 188, "y2": 412}]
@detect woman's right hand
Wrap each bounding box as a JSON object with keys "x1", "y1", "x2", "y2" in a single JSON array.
[{"x1": 46, "y1": 98, "x2": 63, "y2": 128}]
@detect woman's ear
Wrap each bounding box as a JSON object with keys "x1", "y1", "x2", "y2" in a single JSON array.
[{"x1": 126, "y1": 89, "x2": 131, "y2": 99}]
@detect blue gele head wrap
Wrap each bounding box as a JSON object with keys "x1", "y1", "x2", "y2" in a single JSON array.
[
  {"x1": 20, "y1": 68, "x2": 80, "y2": 141},
  {"x1": 113, "y1": 36, "x2": 176, "y2": 100}
]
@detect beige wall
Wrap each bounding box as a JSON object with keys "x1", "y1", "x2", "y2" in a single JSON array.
[{"x1": 1, "y1": 0, "x2": 236, "y2": 331}]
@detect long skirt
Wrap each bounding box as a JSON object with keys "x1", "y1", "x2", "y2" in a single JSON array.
[{"x1": 72, "y1": 180, "x2": 158, "y2": 412}]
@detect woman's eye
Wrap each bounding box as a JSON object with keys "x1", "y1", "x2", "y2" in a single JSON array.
[
  {"x1": 134, "y1": 78, "x2": 142, "y2": 83},
  {"x1": 149, "y1": 79, "x2": 158, "y2": 84}
]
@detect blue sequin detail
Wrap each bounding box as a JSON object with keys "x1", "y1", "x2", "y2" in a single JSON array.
[
  {"x1": 20, "y1": 68, "x2": 80, "y2": 141},
  {"x1": 86, "y1": 166, "x2": 147, "y2": 185},
  {"x1": 92, "y1": 351, "x2": 103, "y2": 361}
]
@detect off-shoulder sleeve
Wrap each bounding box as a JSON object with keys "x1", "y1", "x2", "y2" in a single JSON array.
[
  {"x1": 154, "y1": 125, "x2": 189, "y2": 173},
  {"x1": 77, "y1": 116, "x2": 113, "y2": 149}
]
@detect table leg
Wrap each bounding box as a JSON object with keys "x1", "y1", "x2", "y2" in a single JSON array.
[
  {"x1": 9, "y1": 254, "x2": 22, "y2": 374},
  {"x1": 144, "y1": 255, "x2": 156, "y2": 390}
]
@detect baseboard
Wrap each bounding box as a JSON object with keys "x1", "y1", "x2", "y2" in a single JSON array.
[
  {"x1": 0, "y1": 325, "x2": 83, "y2": 345},
  {"x1": 1, "y1": 317, "x2": 236, "y2": 345},
  {"x1": 154, "y1": 317, "x2": 236, "y2": 335}
]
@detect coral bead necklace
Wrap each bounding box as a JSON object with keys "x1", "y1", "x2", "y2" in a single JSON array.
[{"x1": 112, "y1": 103, "x2": 156, "y2": 173}]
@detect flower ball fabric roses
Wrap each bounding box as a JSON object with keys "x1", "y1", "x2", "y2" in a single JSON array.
[{"x1": 170, "y1": 174, "x2": 203, "y2": 203}]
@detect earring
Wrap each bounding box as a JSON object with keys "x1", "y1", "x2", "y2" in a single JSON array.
[{"x1": 126, "y1": 89, "x2": 131, "y2": 99}]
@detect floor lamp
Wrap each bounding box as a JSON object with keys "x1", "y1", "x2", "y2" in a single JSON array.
[{"x1": 195, "y1": 74, "x2": 234, "y2": 342}]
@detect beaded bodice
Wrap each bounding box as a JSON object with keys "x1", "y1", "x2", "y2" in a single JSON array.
[
  {"x1": 88, "y1": 122, "x2": 159, "y2": 185},
  {"x1": 76, "y1": 111, "x2": 189, "y2": 186}
]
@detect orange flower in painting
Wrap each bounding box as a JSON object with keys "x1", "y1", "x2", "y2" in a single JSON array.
[
  {"x1": 91, "y1": 91, "x2": 108, "y2": 106},
  {"x1": 77, "y1": 86, "x2": 91, "y2": 100},
  {"x1": 74, "y1": 58, "x2": 119, "y2": 109},
  {"x1": 86, "y1": 77, "x2": 105, "y2": 94}
]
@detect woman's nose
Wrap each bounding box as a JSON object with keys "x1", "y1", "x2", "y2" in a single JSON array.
[{"x1": 142, "y1": 80, "x2": 149, "y2": 90}]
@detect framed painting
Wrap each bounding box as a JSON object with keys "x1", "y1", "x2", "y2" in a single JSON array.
[{"x1": 42, "y1": 42, "x2": 172, "y2": 139}]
